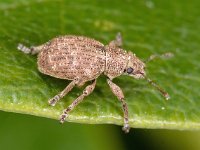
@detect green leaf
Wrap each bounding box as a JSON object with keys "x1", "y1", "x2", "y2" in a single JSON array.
[{"x1": 0, "y1": 0, "x2": 200, "y2": 130}]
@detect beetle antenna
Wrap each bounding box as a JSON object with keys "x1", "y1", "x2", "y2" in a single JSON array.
[
  {"x1": 143, "y1": 75, "x2": 170, "y2": 100},
  {"x1": 145, "y1": 52, "x2": 174, "y2": 63}
]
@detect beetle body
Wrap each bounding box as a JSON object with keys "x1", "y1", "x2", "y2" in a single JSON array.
[
  {"x1": 38, "y1": 36, "x2": 105, "y2": 86},
  {"x1": 38, "y1": 35, "x2": 145, "y2": 84},
  {"x1": 17, "y1": 33, "x2": 169, "y2": 133}
]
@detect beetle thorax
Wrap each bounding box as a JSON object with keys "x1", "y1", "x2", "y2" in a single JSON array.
[{"x1": 104, "y1": 45, "x2": 128, "y2": 79}]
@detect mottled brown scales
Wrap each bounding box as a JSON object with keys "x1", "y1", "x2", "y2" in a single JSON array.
[
  {"x1": 104, "y1": 46, "x2": 125, "y2": 78},
  {"x1": 17, "y1": 33, "x2": 170, "y2": 133},
  {"x1": 38, "y1": 36, "x2": 105, "y2": 83}
]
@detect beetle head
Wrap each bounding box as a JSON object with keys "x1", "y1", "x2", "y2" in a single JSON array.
[
  {"x1": 124, "y1": 52, "x2": 170, "y2": 100},
  {"x1": 124, "y1": 52, "x2": 146, "y2": 79}
]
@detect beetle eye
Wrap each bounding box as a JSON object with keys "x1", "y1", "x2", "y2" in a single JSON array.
[{"x1": 127, "y1": 67, "x2": 134, "y2": 74}]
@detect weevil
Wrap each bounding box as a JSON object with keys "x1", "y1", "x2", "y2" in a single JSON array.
[{"x1": 17, "y1": 33, "x2": 170, "y2": 133}]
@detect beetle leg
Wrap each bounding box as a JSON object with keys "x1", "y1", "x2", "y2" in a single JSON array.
[
  {"x1": 60, "y1": 79, "x2": 96, "y2": 123},
  {"x1": 115, "y1": 32, "x2": 123, "y2": 47},
  {"x1": 107, "y1": 79, "x2": 130, "y2": 133},
  {"x1": 48, "y1": 79, "x2": 79, "y2": 106},
  {"x1": 108, "y1": 32, "x2": 123, "y2": 48},
  {"x1": 17, "y1": 43, "x2": 44, "y2": 55}
]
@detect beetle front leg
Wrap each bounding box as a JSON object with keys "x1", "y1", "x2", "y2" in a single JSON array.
[
  {"x1": 60, "y1": 79, "x2": 97, "y2": 123},
  {"x1": 108, "y1": 32, "x2": 123, "y2": 48},
  {"x1": 107, "y1": 79, "x2": 130, "y2": 133},
  {"x1": 48, "y1": 79, "x2": 79, "y2": 106}
]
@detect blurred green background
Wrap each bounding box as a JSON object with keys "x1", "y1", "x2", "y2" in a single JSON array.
[
  {"x1": 0, "y1": 0, "x2": 200, "y2": 150},
  {"x1": 1, "y1": 111, "x2": 200, "y2": 150}
]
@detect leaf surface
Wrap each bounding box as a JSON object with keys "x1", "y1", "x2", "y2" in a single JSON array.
[{"x1": 0, "y1": 0, "x2": 200, "y2": 130}]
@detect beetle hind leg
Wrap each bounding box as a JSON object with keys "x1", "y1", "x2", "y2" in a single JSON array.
[
  {"x1": 60, "y1": 79, "x2": 97, "y2": 123},
  {"x1": 48, "y1": 79, "x2": 78, "y2": 106},
  {"x1": 17, "y1": 43, "x2": 44, "y2": 55}
]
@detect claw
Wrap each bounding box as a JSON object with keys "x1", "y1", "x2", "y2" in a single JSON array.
[
  {"x1": 48, "y1": 99, "x2": 56, "y2": 106},
  {"x1": 122, "y1": 124, "x2": 130, "y2": 133},
  {"x1": 59, "y1": 114, "x2": 66, "y2": 124},
  {"x1": 48, "y1": 95, "x2": 60, "y2": 106},
  {"x1": 17, "y1": 43, "x2": 31, "y2": 54}
]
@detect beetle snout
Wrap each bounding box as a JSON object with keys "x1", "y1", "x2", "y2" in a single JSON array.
[
  {"x1": 132, "y1": 70, "x2": 146, "y2": 79},
  {"x1": 139, "y1": 71, "x2": 146, "y2": 78}
]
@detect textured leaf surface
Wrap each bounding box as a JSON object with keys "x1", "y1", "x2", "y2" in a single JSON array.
[{"x1": 0, "y1": 0, "x2": 200, "y2": 130}]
